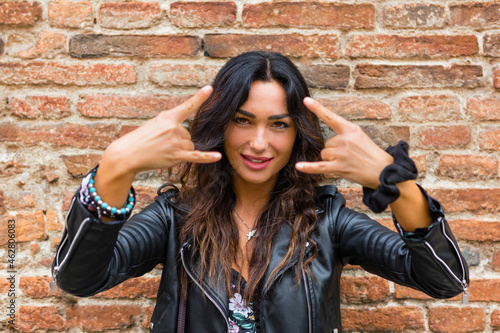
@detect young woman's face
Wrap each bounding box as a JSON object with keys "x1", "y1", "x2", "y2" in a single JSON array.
[{"x1": 224, "y1": 80, "x2": 297, "y2": 189}]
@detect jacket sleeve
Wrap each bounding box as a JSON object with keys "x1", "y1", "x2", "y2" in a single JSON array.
[
  {"x1": 51, "y1": 189, "x2": 175, "y2": 297},
  {"x1": 331, "y1": 189, "x2": 469, "y2": 300}
]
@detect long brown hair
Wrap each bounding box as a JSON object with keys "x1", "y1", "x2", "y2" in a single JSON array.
[{"x1": 179, "y1": 51, "x2": 324, "y2": 301}]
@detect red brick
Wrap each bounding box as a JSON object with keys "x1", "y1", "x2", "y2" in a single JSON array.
[
  {"x1": 48, "y1": 0, "x2": 93, "y2": 28},
  {"x1": 0, "y1": 123, "x2": 120, "y2": 149},
  {"x1": 61, "y1": 154, "x2": 101, "y2": 178},
  {"x1": 429, "y1": 189, "x2": 500, "y2": 214},
  {"x1": 96, "y1": 277, "x2": 160, "y2": 298},
  {"x1": 78, "y1": 94, "x2": 190, "y2": 118},
  {"x1": 493, "y1": 250, "x2": 500, "y2": 272},
  {"x1": 338, "y1": 187, "x2": 366, "y2": 212},
  {"x1": 18, "y1": 306, "x2": 65, "y2": 333},
  {"x1": 298, "y1": 65, "x2": 349, "y2": 90},
  {"x1": 317, "y1": 97, "x2": 391, "y2": 120},
  {"x1": 171, "y1": 1, "x2": 236, "y2": 28},
  {"x1": 417, "y1": 125, "x2": 471, "y2": 149},
  {"x1": 399, "y1": 95, "x2": 461, "y2": 122},
  {"x1": 342, "y1": 307, "x2": 424, "y2": 331},
  {"x1": 70, "y1": 34, "x2": 201, "y2": 58},
  {"x1": 0, "y1": 36, "x2": 4, "y2": 55},
  {"x1": 383, "y1": 4, "x2": 446, "y2": 29},
  {"x1": 134, "y1": 186, "x2": 157, "y2": 210},
  {"x1": 467, "y1": 96, "x2": 500, "y2": 120},
  {"x1": 493, "y1": 310, "x2": 500, "y2": 329},
  {"x1": 0, "y1": 160, "x2": 30, "y2": 177},
  {"x1": 66, "y1": 305, "x2": 141, "y2": 331},
  {"x1": 204, "y1": 34, "x2": 340, "y2": 59},
  {"x1": 0, "y1": 1, "x2": 42, "y2": 25},
  {"x1": 346, "y1": 35, "x2": 478, "y2": 59},
  {"x1": 142, "y1": 306, "x2": 155, "y2": 329},
  {"x1": 362, "y1": 125, "x2": 410, "y2": 148},
  {"x1": 243, "y1": 2, "x2": 374, "y2": 29},
  {"x1": 448, "y1": 220, "x2": 500, "y2": 241},
  {"x1": 467, "y1": 279, "x2": 500, "y2": 302},
  {"x1": 8, "y1": 96, "x2": 70, "y2": 119},
  {"x1": 11, "y1": 31, "x2": 66, "y2": 59},
  {"x1": 19, "y1": 276, "x2": 64, "y2": 298},
  {"x1": 429, "y1": 307, "x2": 485, "y2": 333},
  {"x1": 3, "y1": 192, "x2": 35, "y2": 210},
  {"x1": 30, "y1": 243, "x2": 40, "y2": 255},
  {"x1": 436, "y1": 155, "x2": 498, "y2": 181},
  {"x1": 394, "y1": 285, "x2": 434, "y2": 300},
  {"x1": 355, "y1": 65, "x2": 483, "y2": 89},
  {"x1": 484, "y1": 34, "x2": 500, "y2": 57},
  {"x1": 0, "y1": 62, "x2": 136, "y2": 85},
  {"x1": 340, "y1": 276, "x2": 389, "y2": 303},
  {"x1": 494, "y1": 67, "x2": 500, "y2": 89},
  {"x1": 46, "y1": 209, "x2": 63, "y2": 232},
  {"x1": 479, "y1": 127, "x2": 500, "y2": 151},
  {"x1": 451, "y1": 3, "x2": 500, "y2": 29},
  {"x1": 0, "y1": 211, "x2": 45, "y2": 245},
  {"x1": 149, "y1": 64, "x2": 220, "y2": 87},
  {"x1": 63, "y1": 191, "x2": 74, "y2": 212},
  {"x1": 413, "y1": 155, "x2": 427, "y2": 178},
  {"x1": 99, "y1": 2, "x2": 162, "y2": 29}
]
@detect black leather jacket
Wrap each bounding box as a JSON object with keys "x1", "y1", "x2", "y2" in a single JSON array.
[{"x1": 52, "y1": 185, "x2": 469, "y2": 333}]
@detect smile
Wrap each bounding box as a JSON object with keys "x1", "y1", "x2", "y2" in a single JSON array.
[{"x1": 241, "y1": 154, "x2": 273, "y2": 170}]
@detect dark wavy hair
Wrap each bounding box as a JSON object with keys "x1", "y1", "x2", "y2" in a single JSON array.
[{"x1": 179, "y1": 51, "x2": 324, "y2": 301}]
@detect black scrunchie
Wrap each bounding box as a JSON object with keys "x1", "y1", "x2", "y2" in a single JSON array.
[{"x1": 362, "y1": 141, "x2": 418, "y2": 213}]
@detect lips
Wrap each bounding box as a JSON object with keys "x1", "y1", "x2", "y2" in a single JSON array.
[{"x1": 241, "y1": 154, "x2": 273, "y2": 170}]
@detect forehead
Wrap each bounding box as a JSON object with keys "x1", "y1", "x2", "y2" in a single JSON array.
[{"x1": 240, "y1": 80, "x2": 288, "y2": 115}]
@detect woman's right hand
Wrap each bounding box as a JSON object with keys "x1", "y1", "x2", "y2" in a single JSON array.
[
  {"x1": 105, "y1": 85, "x2": 222, "y2": 175},
  {"x1": 93, "y1": 86, "x2": 221, "y2": 217}
]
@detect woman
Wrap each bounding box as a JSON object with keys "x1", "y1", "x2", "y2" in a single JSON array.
[{"x1": 52, "y1": 51, "x2": 469, "y2": 332}]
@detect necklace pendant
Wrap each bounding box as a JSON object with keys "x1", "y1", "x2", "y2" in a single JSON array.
[{"x1": 246, "y1": 228, "x2": 257, "y2": 240}]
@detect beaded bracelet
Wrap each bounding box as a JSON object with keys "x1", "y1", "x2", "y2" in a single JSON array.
[{"x1": 87, "y1": 169, "x2": 135, "y2": 219}]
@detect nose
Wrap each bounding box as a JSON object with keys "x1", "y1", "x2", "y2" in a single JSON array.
[{"x1": 249, "y1": 126, "x2": 268, "y2": 152}]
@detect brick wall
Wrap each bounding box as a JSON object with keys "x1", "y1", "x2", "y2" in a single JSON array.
[{"x1": 0, "y1": 1, "x2": 499, "y2": 332}]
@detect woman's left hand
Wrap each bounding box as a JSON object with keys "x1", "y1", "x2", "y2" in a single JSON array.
[{"x1": 296, "y1": 97, "x2": 393, "y2": 189}]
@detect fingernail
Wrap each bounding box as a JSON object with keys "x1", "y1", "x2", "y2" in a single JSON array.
[{"x1": 202, "y1": 85, "x2": 212, "y2": 93}]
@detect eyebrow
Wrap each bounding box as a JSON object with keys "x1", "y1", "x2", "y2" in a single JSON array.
[{"x1": 237, "y1": 109, "x2": 291, "y2": 120}]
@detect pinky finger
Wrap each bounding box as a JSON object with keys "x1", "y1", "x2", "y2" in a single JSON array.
[{"x1": 295, "y1": 161, "x2": 337, "y2": 174}]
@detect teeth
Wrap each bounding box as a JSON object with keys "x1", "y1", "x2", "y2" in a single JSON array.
[{"x1": 248, "y1": 158, "x2": 264, "y2": 163}]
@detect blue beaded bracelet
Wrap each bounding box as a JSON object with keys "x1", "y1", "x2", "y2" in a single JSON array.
[{"x1": 88, "y1": 170, "x2": 135, "y2": 219}]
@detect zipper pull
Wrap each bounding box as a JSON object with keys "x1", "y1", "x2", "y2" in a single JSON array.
[
  {"x1": 462, "y1": 284, "x2": 468, "y2": 304},
  {"x1": 51, "y1": 268, "x2": 58, "y2": 291}
]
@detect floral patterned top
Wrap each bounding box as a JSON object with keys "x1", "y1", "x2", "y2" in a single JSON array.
[{"x1": 228, "y1": 269, "x2": 258, "y2": 333}]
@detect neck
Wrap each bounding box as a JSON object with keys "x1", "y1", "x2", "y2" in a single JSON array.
[{"x1": 232, "y1": 178, "x2": 275, "y2": 218}]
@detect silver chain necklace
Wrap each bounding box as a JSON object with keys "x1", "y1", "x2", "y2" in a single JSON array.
[{"x1": 233, "y1": 209, "x2": 257, "y2": 240}]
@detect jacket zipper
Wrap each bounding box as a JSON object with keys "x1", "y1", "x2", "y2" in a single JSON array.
[
  {"x1": 423, "y1": 221, "x2": 468, "y2": 304},
  {"x1": 180, "y1": 247, "x2": 229, "y2": 330},
  {"x1": 302, "y1": 268, "x2": 312, "y2": 333},
  {"x1": 51, "y1": 197, "x2": 91, "y2": 291}
]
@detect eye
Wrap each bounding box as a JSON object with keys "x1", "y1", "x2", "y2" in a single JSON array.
[
  {"x1": 273, "y1": 121, "x2": 290, "y2": 129},
  {"x1": 233, "y1": 117, "x2": 250, "y2": 125}
]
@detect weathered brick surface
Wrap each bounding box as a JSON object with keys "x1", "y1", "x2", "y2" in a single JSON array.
[
  {"x1": 0, "y1": 211, "x2": 45, "y2": 245},
  {"x1": 493, "y1": 251, "x2": 500, "y2": 272},
  {"x1": 99, "y1": 2, "x2": 162, "y2": 29},
  {"x1": 11, "y1": 31, "x2": 66, "y2": 59},
  {"x1": 242, "y1": 2, "x2": 374, "y2": 29},
  {"x1": 493, "y1": 310, "x2": 500, "y2": 329},
  {"x1": 479, "y1": 127, "x2": 500, "y2": 151},
  {"x1": 342, "y1": 307, "x2": 425, "y2": 331},
  {"x1": 417, "y1": 125, "x2": 471, "y2": 149},
  {"x1": 428, "y1": 307, "x2": 485, "y2": 333},
  {"x1": 355, "y1": 65, "x2": 483, "y2": 89},
  {"x1": 383, "y1": 4, "x2": 447, "y2": 29},
  {"x1": 340, "y1": 276, "x2": 390, "y2": 303},
  {"x1": 467, "y1": 96, "x2": 500, "y2": 120},
  {"x1": 0, "y1": 1, "x2": 42, "y2": 25},
  {"x1": 171, "y1": 2, "x2": 236, "y2": 28},
  {"x1": 346, "y1": 35, "x2": 478, "y2": 59},
  {"x1": 467, "y1": 279, "x2": 500, "y2": 302},
  {"x1": 299, "y1": 65, "x2": 349, "y2": 90},
  {"x1": 0, "y1": 62, "x2": 136, "y2": 85},
  {"x1": 448, "y1": 220, "x2": 500, "y2": 241},
  {"x1": 70, "y1": 34, "x2": 201, "y2": 58},
  {"x1": 48, "y1": 0, "x2": 93, "y2": 28},
  {"x1": 149, "y1": 64, "x2": 221, "y2": 87},
  {"x1": 204, "y1": 34, "x2": 340, "y2": 58},
  {"x1": 451, "y1": 3, "x2": 500, "y2": 29},
  {"x1": 66, "y1": 305, "x2": 142, "y2": 331},
  {"x1": 362, "y1": 125, "x2": 410, "y2": 147},
  {"x1": 399, "y1": 95, "x2": 461, "y2": 122},
  {"x1": 61, "y1": 154, "x2": 101, "y2": 178},
  {"x1": 317, "y1": 97, "x2": 391, "y2": 120},
  {"x1": 0, "y1": 36, "x2": 5, "y2": 55},
  {"x1": 96, "y1": 277, "x2": 160, "y2": 298},
  {"x1": 429, "y1": 189, "x2": 500, "y2": 214},
  {"x1": 436, "y1": 155, "x2": 498, "y2": 181},
  {"x1": 8, "y1": 95, "x2": 70, "y2": 119},
  {"x1": 18, "y1": 306, "x2": 65, "y2": 333},
  {"x1": 494, "y1": 67, "x2": 500, "y2": 89},
  {"x1": 484, "y1": 34, "x2": 500, "y2": 57},
  {"x1": 78, "y1": 94, "x2": 190, "y2": 118}
]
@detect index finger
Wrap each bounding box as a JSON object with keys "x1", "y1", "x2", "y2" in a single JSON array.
[
  {"x1": 171, "y1": 85, "x2": 213, "y2": 122},
  {"x1": 303, "y1": 97, "x2": 350, "y2": 133}
]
